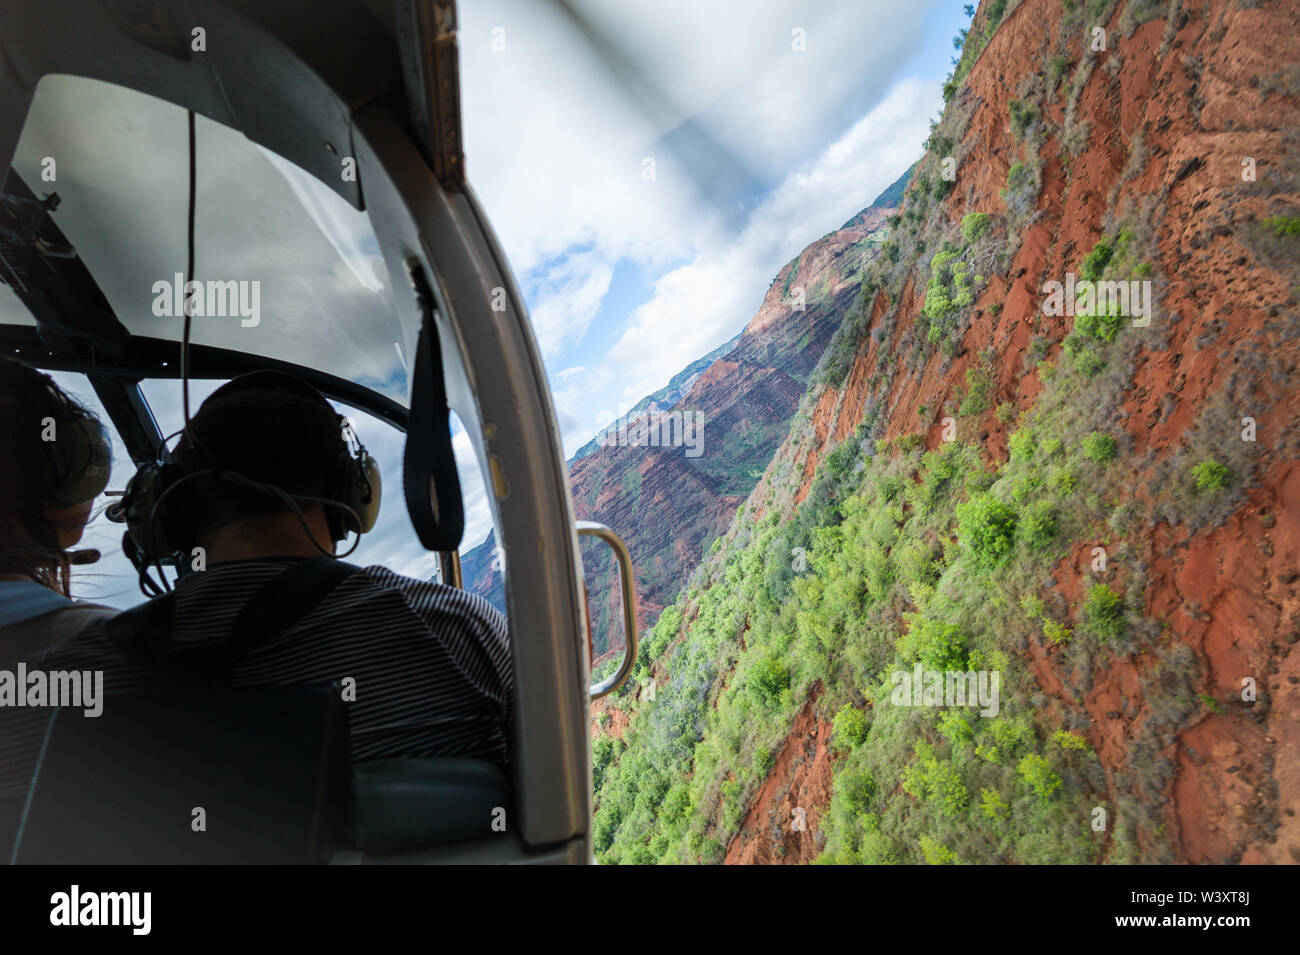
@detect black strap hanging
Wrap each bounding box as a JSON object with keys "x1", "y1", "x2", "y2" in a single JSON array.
[{"x1": 402, "y1": 259, "x2": 465, "y2": 552}]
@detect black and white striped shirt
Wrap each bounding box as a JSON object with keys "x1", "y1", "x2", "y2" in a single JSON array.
[{"x1": 1, "y1": 559, "x2": 513, "y2": 805}]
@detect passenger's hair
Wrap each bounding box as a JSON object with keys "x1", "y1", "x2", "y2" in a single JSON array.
[
  {"x1": 172, "y1": 372, "x2": 348, "y2": 539},
  {"x1": 0, "y1": 356, "x2": 99, "y2": 591}
]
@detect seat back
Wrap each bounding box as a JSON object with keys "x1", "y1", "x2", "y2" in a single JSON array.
[
  {"x1": 352, "y1": 757, "x2": 511, "y2": 855},
  {"x1": 9, "y1": 684, "x2": 350, "y2": 864}
]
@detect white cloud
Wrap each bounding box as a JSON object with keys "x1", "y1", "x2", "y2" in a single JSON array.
[
  {"x1": 571, "y1": 75, "x2": 939, "y2": 422},
  {"x1": 526, "y1": 250, "x2": 616, "y2": 359},
  {"x1": 459, "y1": 0, "x2": 941, "y2": 355}
]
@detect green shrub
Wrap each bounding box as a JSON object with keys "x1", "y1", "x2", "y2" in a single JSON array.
[
  {"x1": 1083, "y1": 584, "x2": 1125, "y2": 643},
  {"x1": 919, "y1": 444, "x2": 966, "y2": 506},
  {"x1": 1191, "y1": 459, "x2": 1233, "y2": 492},
  {"x1": 923, "y1": 250, "x2": 981, "y2": 340},
  {"x1": 593, "y1": 735, "x2": 618, "y2": 789},
  {"x1": 980, "y1": 788, "x2": 1011, "y2": 821},
  {"x1": 910, "y1": 616, "x2": 969, "y2": 671},
  {"x1": 1008, "y1": 429, "x2": 1036, "y2": 461},
  {"x1": 1061, "y1": 333, "x2": 1105, "y2": 376},
  {"x1": 1072, "y1": 298, "x2": 1126, "y2": 341},
  {"x1": 982, "y1": 718, "x2": 1034, "y2": 763},
  {"x1": 1042, "y1": 618, "x2": 1072, "y2": 644},
  {"x1": 962, "y1": 212, "x2": 992, "y2": 242},
  {"x1": 959, "y1": 364, "x2": 993, "y2": 416},
  {"x1": 1081, "y1": 431, "x2": 1117, "y2": 463},
  {"x1": 1010, "y1": 474, "x2": 1043, "y2": 504},
  {"x1": 840, "y1": 769, "x2": 877, "y2": 813},
  {"x1": 1072, "y1": 296, "x2": 1127, "y2": 341},
  {"x1": 1263, "y1": 215, "x2": 1300, "y2": 237},
  {"x1": 1053, "y1": 729, "x2": 1090, "y2": 751},
  {"x1": 748, "y1": 654, "x2": 791, "y2": 705},
  {"x1": 1017, "y1": 753, "x2": 1063, "y2": 801},
  {"x1": 832, "y1": 705, "x2": 869, "y2": 751},
  {"x1": 932, "y1": 762, "x2": 970, "y2": 816},
  {"x1": 1080, "y1": 240, "x2": 1114, "y2": 281},
  {"x1": 1020, "y1": 500, "x2": 1058, "y2": 550},
  {"x1": 1051, "y1": 467, "x2": 1077, "y2": 495},
  {"x1": 1074, "y1": 347, "x2": 1105, "y2": 376},
  {"x1": 1009, "y1": 100, "x2": 1036, "y2": 139},
  {"x1": 897, "y1": 540, "x2": 940, "y2": 585},
  {"x1": 920, "y1": 835, "x2": 958, "y2": 865},
  {"x1": 957, "y1": 493, "x2": 1018, "y2": 565},
  {"x1": 938, "y1": 711, "x2": 974, "y2": 746},
  {"x1": 1049, "y1": 54, "x2": 1071, "y2": 88},
  {"x1": 904, "y1": 743, "x2": 969, "y2": 817}
]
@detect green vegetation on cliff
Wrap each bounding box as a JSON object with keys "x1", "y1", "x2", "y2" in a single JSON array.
[{"x1": 594, "y1": 268, "x2": 1204, "y2": 862}]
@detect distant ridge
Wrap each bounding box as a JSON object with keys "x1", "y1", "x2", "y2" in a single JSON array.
[{"x1": 840, "y1": 162, "x2": 912, "y2": 229}]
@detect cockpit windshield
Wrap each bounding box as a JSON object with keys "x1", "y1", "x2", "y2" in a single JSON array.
[{"x1": 6, "y1": 74, "x2": 411, "y2": 404}]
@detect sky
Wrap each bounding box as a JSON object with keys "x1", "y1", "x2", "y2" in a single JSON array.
[
  {"x1": 458, "y1": 0, "x2": 966, "y2": 454},
  {"x1": 7, "y1": 0, "x2": 971, "y2": 607}
]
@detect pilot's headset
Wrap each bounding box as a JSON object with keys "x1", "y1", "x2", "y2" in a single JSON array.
[{"x1": 121, "y1": 371, "x2": 381, "y2": 575}]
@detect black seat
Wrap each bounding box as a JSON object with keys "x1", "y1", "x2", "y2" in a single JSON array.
[
  {"x1": 4, "y1": 692, "x2": 513, "y2": 862},
  {"x1": 8, "y1": 685, "x2": 350, "y2": 864}
]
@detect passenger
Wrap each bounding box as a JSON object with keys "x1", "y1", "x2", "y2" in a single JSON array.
[
  {"x1": 32, "y1": 371, "x2": 513, "y2": 766},
  {"x1": 0, "y1": 357, "x2": 116, "y2": 664}
]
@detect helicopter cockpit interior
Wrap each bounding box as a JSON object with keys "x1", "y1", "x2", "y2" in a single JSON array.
[{"x1": 0, "y1": 0, "x2": 638, "y2": 864}]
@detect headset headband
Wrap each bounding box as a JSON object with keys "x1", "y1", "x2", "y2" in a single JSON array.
[{"x1": 121, "y1": 372, "x2": 381, "y2": 582}]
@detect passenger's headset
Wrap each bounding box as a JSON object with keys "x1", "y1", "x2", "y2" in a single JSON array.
[
  {"x1": 121, "y1": 372, "x2": 381, "y2": 574},
  {"x1": 40, "y1": 411, "x2": 114, "y2": 508}
]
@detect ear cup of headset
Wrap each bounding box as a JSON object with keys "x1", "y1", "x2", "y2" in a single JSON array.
[
  {"x1": 42, "y1": 416, "x2": 113, "y2": 507},
  {"x1": 328, "y1": 445, "x2": 381, "y2": 540},
  {"x1": 326, "y1": 416, "x2": 381, "y2": 541},
  {"x1": 348, "y1": 449, "x2": 382, "y2": 534},
  {"x1": 122, "y1": 462, "x2": 192, "y2": 564}
]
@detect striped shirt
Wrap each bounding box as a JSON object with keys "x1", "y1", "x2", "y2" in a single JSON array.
[{"x1": 0, "y1": 559, "x2": 513, "y2": 807}]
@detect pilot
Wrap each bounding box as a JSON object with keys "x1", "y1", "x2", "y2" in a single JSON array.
[
  {"x1": 31, "y1": 371, "x2": 513, "y2": 767},
  {"x1": 0, "y1": 356, "x2": 116, "y2": 663}
]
